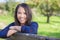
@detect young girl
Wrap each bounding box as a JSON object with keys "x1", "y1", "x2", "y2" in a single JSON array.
[{"x1": 0, "y1": 3, "x2": 38, "y2": 38}]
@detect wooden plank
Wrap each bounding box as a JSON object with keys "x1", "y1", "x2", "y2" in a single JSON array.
[{"x1": 6, "y1": 32, "x2": 60, "y2": 40}]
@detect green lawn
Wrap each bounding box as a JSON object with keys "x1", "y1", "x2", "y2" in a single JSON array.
[
  {"x1": 33, "y1": 16, "x2": 60, "y2": 38},
  {"x1": 0, "y1": 15, "x2": 60, "y2": 40}
]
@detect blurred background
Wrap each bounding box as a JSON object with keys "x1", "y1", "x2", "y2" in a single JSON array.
[{"x1": 0, "y1": 0, "x2": 60, "y2": 40}]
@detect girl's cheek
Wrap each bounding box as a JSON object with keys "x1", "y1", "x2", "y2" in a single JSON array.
[{"x1": 17, "y1": 14, "x2": 21, "y2": 18}]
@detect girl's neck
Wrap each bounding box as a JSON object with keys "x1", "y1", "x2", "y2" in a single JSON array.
[{"x1": 21, "y1": 23, "x2": 24, "y2": 26}]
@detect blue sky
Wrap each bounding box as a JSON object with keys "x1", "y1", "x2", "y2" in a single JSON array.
[
  {"x1": 0, "y1": 0, "x2": 26, "y2": 3},
  {"x1": 0, "y1": 0, "x2": 6, "y2": 2}
]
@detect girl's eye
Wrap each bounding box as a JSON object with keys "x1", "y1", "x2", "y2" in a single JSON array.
[{"x1": 18, "y1": 12, "x2": 21, "y2": 14}]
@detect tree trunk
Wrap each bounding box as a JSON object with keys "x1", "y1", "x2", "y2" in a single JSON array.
[{"x1": 47, "y1": 15, "x2": 50, "y2": 23}]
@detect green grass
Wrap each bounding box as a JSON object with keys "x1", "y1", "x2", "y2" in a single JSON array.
[
  {"x1": 33, "y1": 16, "x2": 60, "y2": 38},
  {"x1": 0, "y1": 15, "x2": 14, "y2": 24},
  {"x1": 0, "y1": 15, "x2": 60, "y2": 40}
]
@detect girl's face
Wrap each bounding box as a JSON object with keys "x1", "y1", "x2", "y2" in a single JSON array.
[{"x1": 17, "y1": 6, "x2": 27, "y2": 24}]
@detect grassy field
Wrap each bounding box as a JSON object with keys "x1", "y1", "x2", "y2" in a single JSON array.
[
  {"x1": 33, "y1": 15, "x2": 60, "y2": 38},
  {"x1": 0, "y1": 15, "x2": 60, "y2": 40},
  {"x1": 37, "y1": 16, "x2": 60, "y2": 38}
]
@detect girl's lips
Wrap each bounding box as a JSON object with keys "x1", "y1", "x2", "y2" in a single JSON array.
[{"x1": 19, "y1": 18, "x2": 25, "y2": 21}]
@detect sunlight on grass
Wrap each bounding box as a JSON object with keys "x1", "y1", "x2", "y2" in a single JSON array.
[
  {"x1": 37, "y1": 16, "x2": 60, "y2": 38},
  {"x1": 0, "y1": 38, "x2": 5, "y2": 40}
]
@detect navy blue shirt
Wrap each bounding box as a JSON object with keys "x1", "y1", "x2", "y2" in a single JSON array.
[{"x1": 0, "y1": 22, "x2": 38, "y2": 38}]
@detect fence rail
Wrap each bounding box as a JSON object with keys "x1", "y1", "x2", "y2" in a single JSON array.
[{"x1": 6, "y1": 32, "x2": 60, "y2": 40}]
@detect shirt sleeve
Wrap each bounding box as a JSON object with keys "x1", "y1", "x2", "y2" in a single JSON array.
[
  {"x1": 0, "y1": 22, "x2": 14, "y2": 38},
  {"x1": 21, "y1": 22, "x2": 38, "y2": 34}
]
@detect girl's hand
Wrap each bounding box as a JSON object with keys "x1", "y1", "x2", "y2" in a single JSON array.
[
  {"x1": 7, "y1": 30, "x2": 17, "y2": 37},
  {"x1": 9, "y1": 26, "x2": 21, "y2": 31},
  {"x1": 7, "y1": 26, "x2": 22, "y2": 37}
]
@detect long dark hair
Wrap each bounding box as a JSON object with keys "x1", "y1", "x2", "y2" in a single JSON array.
[{"x1": 14, "y1": 3, "x2": 32, "y2": 26}]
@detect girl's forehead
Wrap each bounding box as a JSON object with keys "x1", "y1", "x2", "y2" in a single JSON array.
[{"x1": 18, "y1": 7, "x2": 25, "y2": 12}]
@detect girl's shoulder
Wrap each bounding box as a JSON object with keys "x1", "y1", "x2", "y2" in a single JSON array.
[
  {"x1": 30, "y1": 21, "x2": 38, "y2": 26},
  {"x1": 30, "y1": 21, "x2": 38, "y2": 24}
]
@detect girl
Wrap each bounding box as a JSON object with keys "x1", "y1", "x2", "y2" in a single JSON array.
[{"x1": 0, "y1": 3, "x2": 38, "y2": 38}]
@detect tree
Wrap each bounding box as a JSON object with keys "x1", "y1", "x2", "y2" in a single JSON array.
[
  {"x1": 39, "y1": 0, "x2": 57, "y2": 23},
  {"x1": 5, "y1": 0, "x2": 18, "y2": 16},
  {"x1": 26, "y1": 0, "x2": 41, "y2": 8},
  {"x1": 5, "y1": 2, "x2": 9, "y2": 11}
]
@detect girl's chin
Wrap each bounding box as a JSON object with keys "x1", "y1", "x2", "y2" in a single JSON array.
[{"x1": 20, "y1": 21, "x2": 25, "y2": 24}]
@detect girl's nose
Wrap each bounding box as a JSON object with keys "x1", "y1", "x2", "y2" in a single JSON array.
[{"x1": 21, "y1": 13, "x2": 24, "y2": 17}]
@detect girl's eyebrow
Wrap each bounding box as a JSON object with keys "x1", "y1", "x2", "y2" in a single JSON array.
[{"x1": 18, "y1": 11, "x2": 25, "y2": 13}]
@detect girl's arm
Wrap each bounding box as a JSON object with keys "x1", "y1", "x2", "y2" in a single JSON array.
[
  {"x1": 21, "y1": 22, "x2": 38, "y2": 34},
  {"x1": 0, "y1": 22, "x2": 16, "y2": 38}
]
